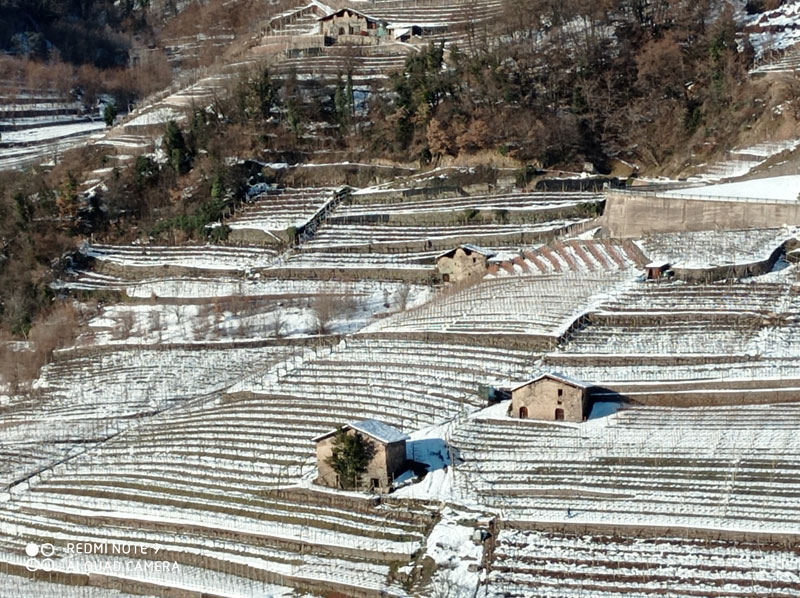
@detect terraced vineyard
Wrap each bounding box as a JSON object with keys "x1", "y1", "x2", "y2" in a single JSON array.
[
  {"x1": 487, "y1": 527, "x2": 800, "y2": 598},
  {"x1": 366, "y1": 270, "x2": 638, "y2": 341},
  {"x1": 1, "y1": 482, "x2": 429, "y2": 597},
  {"x1": 449, "y1": 403, "x2": 800, "y2": 532},
  {"x1": 227, "y1": 187, "x2": 337, "y2": 243},
  {"x1": 4, "y1": 4, "x2": 800, "y2": 590},
  {"x1": 0, "y1": 334, "x2": 539, "y2": 596},
  {"x1": 81, "y1": 243, "x2": 279, "y2": 277},
  {"x1": 636, "y1": 227, "x2": 795, "y2": 269},
  {"x1": 334, "y1": 191, "x2": 604, "y2": 222},
  {"x1": 489, "y1": 239, "x2": 646, "y2": 277},
  {"x1": 1, "y1": 344, "x2": 293, "y2": 491},
  {"x1": 229, "y1": 337, "x2": 537, "y2": 431},
  {"x1": 0, "y1": 88, "x2": 106, "y2": 171},
  {"x1": 271, "y1": 51, "x2": 408, "y2": 85}
]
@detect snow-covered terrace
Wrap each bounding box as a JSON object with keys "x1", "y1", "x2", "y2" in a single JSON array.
[
  {"x1": 83, "y1": 244, "x2": 278, "y2": 272},
  {"x1": 488, "y1": 527, "x2": 800, "y2": 598},
  {"x1": 448, "y1": 401, "x2": 800, "y2": 533},
  {"x1": 636, "y1": 227, "x2": 796, "y2": 270},
  {"x1": 366, "y1": 270, "x2": 638, "y2": 338}
]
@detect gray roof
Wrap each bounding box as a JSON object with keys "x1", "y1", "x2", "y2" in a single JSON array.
[
  {"x1": 318, "y1": 7, "x2": 384, "y2": 23},
  {"x1": 435, "y1": 244, "x2": 498, "y2": 261},
  {"x1": 645, "y1": 260, "x2": 671, "y2": 269},
  {"x1": 510, "y1": 371, "x2": 592, "y2": 392},
  {"x1": 313, "y1": 419, "x2": 409, "y2": 444}
]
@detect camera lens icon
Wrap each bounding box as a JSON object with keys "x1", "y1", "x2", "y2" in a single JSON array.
[{"x1": 23, "y1": 542, "x2": 55, "y2": 571}]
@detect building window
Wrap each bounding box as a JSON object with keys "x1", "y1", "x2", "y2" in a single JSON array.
[
  {"x1": 555, "y1": 408, "x2": 565, "y2": 421},
  {"x1": 557, "y1": 388, "x2": 563, "y2": 397},
  {"x1": 442, "y1": 273, "x2": 450, "y2": 282},
  {"x1": 339, "y1": 27, "x2": 344, "y2": 35},
  {"x1": 519, "y1": 406, "x2": 528, "y2": 419},
  {"x1": 371, "y1": 477, "x2": 380, "y2": 489}
]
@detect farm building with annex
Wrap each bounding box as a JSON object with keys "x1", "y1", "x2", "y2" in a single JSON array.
[
  {"x1": 318, "y1": 8, "x2": 388, "y2": 45},
  {"x1": 314, "y1": 419, "x2": 409, "y2": 492}
]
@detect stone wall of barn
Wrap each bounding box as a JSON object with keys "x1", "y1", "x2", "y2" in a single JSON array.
[
  {"x1": 511, "y1": 378, "x2": 586, "y2": 422},
  {"x1": 437, "y1": 248, "x2": 488, "y2": 283}
]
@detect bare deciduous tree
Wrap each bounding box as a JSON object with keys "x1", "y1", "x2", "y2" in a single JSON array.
[{"x1": 311, "y1": 292, "x2": 356, "y2": 335}]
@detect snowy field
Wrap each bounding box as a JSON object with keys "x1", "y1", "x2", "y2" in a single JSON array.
[
  {"x1": 336, "y1": 191, "x2": 603, "y2": 218},
  {"x1": 661, "y1": 175, "x2": 800, "y2": 202},
  {"x1": 487, "y1": 526, "x2": 800, "y2": 598},
  {"x1": 443, "y1": 401, "x2": 800, "y2": 533},
  {"x1": 78, "y1": 280, "x2": 431, "y2": 345},
  {"x1": 123, "y1": 107, "x2": 186, "y2": 128},
  {"x1": 83, "y1": 243, "x2": 279, "y2": 271},
  {"x1": 689, "y1": 140, "x2": 800, "y2": 182},
  {"x1": 228, "y1": 187, "x2": 336, "y2": 232},
  {"x1": 0, "y1": 344, "x2": 295, "y2": 489},
  {"x1": 304, "y1": 220, "x2": 585, "y2": 249},
  {"x1": 636, "y1": 227, "x2": 796, "y2": 269},
  {"x1": 366, "y1": 270, "x2": 639, "y2": 338}
]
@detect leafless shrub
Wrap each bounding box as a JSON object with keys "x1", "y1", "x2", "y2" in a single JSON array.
[
  {"x1": 311, "y1": 292, "x2": 355, "y2": 335},
  {"x1": 113, "y1": 309, "x2": 136, "y2": 340},
  {"x1": 396, "y1": 283, "x2": 412, "y2": 311},
  {"x1": 194, "y1": 303, "x2": 214, "y2": 340},
  {"x1": 429, "y1": 567, "x2": 472, "y2": 598},
  {"x1": 0, "y1": 302, "x2": 82, "y2": 390},
  {"x1": 271, "y1": 309, "x2": 287, "y2": 338}
]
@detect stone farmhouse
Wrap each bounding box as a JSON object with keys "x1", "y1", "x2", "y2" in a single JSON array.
[
  {"x1": 509, "y1": 372, "x2": 592, "y2": 422},
  {"x1": 317, "y1": 8, "x2": 388, "y2": 45},
  {"x1": 314, "y1": 419, "x2": 408, "y2": 492},
  {"x1": 436, "y1": 244, "x2": 497, "y2": 283}
]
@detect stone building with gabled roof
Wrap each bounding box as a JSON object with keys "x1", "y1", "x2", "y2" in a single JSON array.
[
  {"x1": 509, "y1": 372, "x2": 592, "y2": 422},
  {"x1": 317, "y1": 8, "x2": 388, "y2": 45},
  {"x1": 313, "y1": 419, "x2": 408, "y2": 492},
  {"x1": 436, "y1": 244, "x2": 497, "y2": 283}
]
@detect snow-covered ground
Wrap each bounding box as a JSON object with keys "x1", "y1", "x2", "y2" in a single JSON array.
[
  {"x1": 417, "y1": 401, "x2": 800, "y2": 534},
  {"x1": 741, "y1": 0, "x2": 800, "y2": 59},
  {"x1": 486, "y1": 526, "x2": 800, "y2": 598},
  {"x1": 80, "y1": 280, "x2": 431, "y2": 345},
  {"x1": 688, "y1": 140, "x2": 800, "y2": 182},
  {"x1": 123, "y1": 107, "x2": 186, "y2": 128},
  {"x1": 636, "y1": 226, "x2": 796, "y2": 269},
  {"x1": 663, "y1": 175, "x2": 800, "y2": 202},
  {"x1": 365, "y1": 269, "x2": 639, "y2": 338}
]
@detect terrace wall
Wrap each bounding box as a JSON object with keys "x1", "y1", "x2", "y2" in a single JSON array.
[
  {"x1": 594, "y1": 381, "x2": 800, "y2": 407},
  {"x1": 330, "y1": 204, "x2": 589, "y2": 226},
  {"x1": 264, "y1": 265, "x2": 435, "y2": 283},
  {"x1": 360, "y1": 330, "x2": 559, "y2": 350},
  {"x1": 92, "y1": 261, "x2": 240, "y2": 280},
  {"x1": 499, "y1": 520, "x2": 800, "y2": 547},
  {"x1": 672, "y1": 243, "x2": 785, "y2": 282},
  {"x1": 602, "y1": 191, "x2": 800, "y2": 237}
]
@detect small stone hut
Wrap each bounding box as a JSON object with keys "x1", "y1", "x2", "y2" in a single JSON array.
[
  {"x1": 509, "y1": 372, "x2": 591, "y2": 422},
  {"x1": 314, "y1": 419, "x2": 408, "y2": 492},
  {"x1": 645, "y1": 260, "x2": 671, "y2": 280},
  {"x1": 436, "y1": 244, "x2": 497, "y2": 283},
  {"x1": 318, "y1": 8, "x2": 387, "y2": 45}
]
